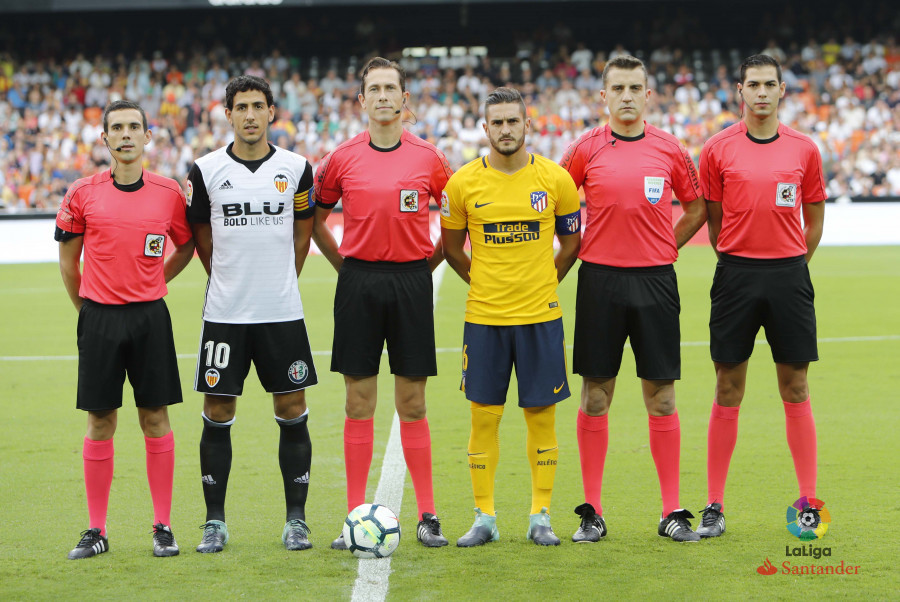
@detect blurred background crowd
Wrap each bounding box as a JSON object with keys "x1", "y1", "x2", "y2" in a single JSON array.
[{"x1": 1, "y1": 0, "x2": 898, "y2": 212}]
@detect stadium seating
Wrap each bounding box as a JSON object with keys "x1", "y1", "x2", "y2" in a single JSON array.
[{"x1": 0, "y1": 14, "x2": 898, "y2": 212}]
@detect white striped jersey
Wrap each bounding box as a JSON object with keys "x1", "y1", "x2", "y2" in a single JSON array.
[{"x1": 186, "y1": 143, "x2": 315, "y2": 323}]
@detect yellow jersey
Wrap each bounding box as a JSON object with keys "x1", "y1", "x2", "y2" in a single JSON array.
[{"x1": 441, "y1": 153, "x2": 581, "y2": 326}]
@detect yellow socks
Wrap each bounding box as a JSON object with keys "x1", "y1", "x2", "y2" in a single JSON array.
[
  {"x1": 524, "y1": 405, "x2": 558, "y2": 514},
  {"x1": 468, "y1": 402, "x2": 504, "y2": 516}
]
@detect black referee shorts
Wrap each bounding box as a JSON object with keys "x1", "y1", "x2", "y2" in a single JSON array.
[
  {"x1": 331, "y1": 257, "x2": 437, "y2": 377},
  {"x1": 710, "y1": 253, "x2": 818, "y2": 364},
  {"x1": 76, "y1": 299, "x2": 183, "y2": 411},
  {"x1": 573, "y1": 262, "x2": 681, "y2": 380}
]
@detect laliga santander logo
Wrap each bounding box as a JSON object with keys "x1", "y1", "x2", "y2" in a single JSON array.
[
  {"x1": 757, "y1": 558, "x2": 778, "y2": 576},
  {"x1": 786, "y1": 496, "x2": 831, "y2": 540}
]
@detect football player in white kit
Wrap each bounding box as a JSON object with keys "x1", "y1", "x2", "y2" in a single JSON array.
[{"x1": 186, "y1": 75, "x2": 318, "y2": 553}]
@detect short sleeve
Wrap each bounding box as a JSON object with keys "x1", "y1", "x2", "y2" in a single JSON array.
[
  {"x1": 55, "y1": 182, "x2": 86, "y2": 236},
  {"x1": 439, "y1": 174, "x2": 467, "y2": 230},
  {"x1": 168, "y1": 186, "x2": 192, "y2": 246},
  {"x1": 560, "y1": 136, "x2": 588, "y2": 189},
  {"x1": 671, "y1": 142, "x2": 702, "y2": 203},
  {"x1": 699, "y1": 142, "x2": 722, "y2": 203},
  {"x1": 801, "y1": 143, "x2": 827, "y2": 204},
  {"x1": 314, "y1": 151, "x2": 340, "y2": 210},
  {"x1": 293, "y1": 161, "x2": 316, "y2": 219},
  {"x1": 429, "y1": 147, "x2": 454, "y2": 202},
  {"x1": 554, "y1": 168, "x2": 582, "y2": 236},
  {"x1": 185, "y1": 163, "x2": 211, "y2": 223}
]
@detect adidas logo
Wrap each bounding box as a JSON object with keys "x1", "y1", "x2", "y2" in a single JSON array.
[
  {"x1": 293, "y1": 472, "x2": 310, "y2": 485},
  {"x1": 665, "y1": 521, "x2": 682, "y2": 536},
  {"x1": 219, "y1": 180, "x2": 233, "y2": 190},
  {"x1": 201, "y1": 474, "x2": 217, "y2": 485}
]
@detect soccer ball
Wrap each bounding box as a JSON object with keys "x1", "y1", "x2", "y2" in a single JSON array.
[
  {"x1": 798, "y1": 508, "x2": 820, "y2": 529},
  {"x1": 342, "y1": 503, "x2": 401, "y2": 559}
]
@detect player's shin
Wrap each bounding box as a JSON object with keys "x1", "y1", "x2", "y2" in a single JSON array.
[
  {"x1": 400, "y1": 417, "x2": 435, "y2": 517},
  {"x1": 145, "y1": 431, "x2": 175, "y2": 526},
  {"x1": 199, "y1": 414, "x2": 233, "y2": 522},
  {"x1": 784, "y1": 398, "x2": 817, "y2": 499},
  {"x1": 649, "y1": 412, "x2": 682, "y2": 516},
  {"x1": 469, "y1": 402, "x2": 503, "y2": 515},
  {"x1": 576, "y1": 409, "x2": 608, "y2": 515},
  {"x1": 525, "y1": 405, "x2": 558, "y2": 514},
  {"x1": 706, "y1": 401, "x2": 740, "y2": 508},
  {"x1": 277, "y1": 411, "x2": 311, "y2": 521},
  {"x1": 344, "y1": 417, "x2": 374, "y2": 514},
  {"x1": 83, "y1": 437, "x2": 114, "y2": 535}
]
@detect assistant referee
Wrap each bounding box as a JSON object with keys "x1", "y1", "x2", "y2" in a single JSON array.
[
  {"x1": 696, "y1": 54, "x2": 826, "y2": 538},
  {"x1": 56, "y1": 100, "x2": 194, "y2": 559}
]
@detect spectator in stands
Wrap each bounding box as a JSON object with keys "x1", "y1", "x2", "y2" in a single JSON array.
[{"x1": 2, "y1": 15, "x2": 899, "y2": 214}]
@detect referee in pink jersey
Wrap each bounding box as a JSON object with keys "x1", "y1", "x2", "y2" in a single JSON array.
[
  {"x1": 560, "y1": 55, "x2": 708, "y2": 543},
  {"x1": 56, "y1": 100, "x2": 194, "y2": 559},
  {"x1": 314, "y1": 57, "x2": 452, "y2": 548},
  {"x1": 696, "y1": 54, "x2": 826, "y2": 538}
]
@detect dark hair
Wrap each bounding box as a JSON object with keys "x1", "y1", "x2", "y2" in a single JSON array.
[
  {"x1": 102, "y1": 100, "x2": 147, "y2": 133},
  {"x1": 601, "y1": 55, "x2": 648, "y2": 86},
  {"x1": 740, "y1": 54, "x2": 782, "y2": 84},
  {"x1": 359, "y1": 57, "x2": 407, "y2": 96},
  {"x1": 484, "y1": 86, "x2": 527, "y2": 118},
  {"x1": 224, "y1": 75, "x2": 275, "y2": 110}
]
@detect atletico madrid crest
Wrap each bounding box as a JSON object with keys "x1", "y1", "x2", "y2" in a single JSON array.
[
  {"x1": 530, "y1": 191, "x2": 548, "y2": 213},
  {"x1": 274, "y1": 174, "x2": 289, "y2": 194}
]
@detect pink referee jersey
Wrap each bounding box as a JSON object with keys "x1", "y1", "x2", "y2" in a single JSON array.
[
  {"x1": 561, "y1": 123, "x2": 702, "y2": 267},
  {"x1": 315, "y1": 129, "x2": 453, "y2": 262},
  {"x1": 700, "y1": 121, "x2": 827, "y2": 259},
  {"x1": 56, "y1": 170, "x2": 191, "y2": 304}
]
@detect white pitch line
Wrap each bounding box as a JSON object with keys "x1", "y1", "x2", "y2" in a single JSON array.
[
  {"x1": 350, "y1": 414, "x2": 404, "y2": 602},
  {"x1": 3, "y1": 332, "x2": 899, "y2": 363},
  {"x1": 349, "y1": 261, "x2": 447, "y2": 602}
]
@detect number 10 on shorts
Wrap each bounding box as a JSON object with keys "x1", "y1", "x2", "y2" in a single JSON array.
[
  {"x1": 204, "y1": 341, "x2": 231, "y2": 368},
  {"x1": 203, "y1": 341, "x2": 230, "y2": 388}
]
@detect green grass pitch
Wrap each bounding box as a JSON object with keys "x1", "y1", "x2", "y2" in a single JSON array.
[{"x1": 1, "y1": 245, "x2": 898, "y2": 599}]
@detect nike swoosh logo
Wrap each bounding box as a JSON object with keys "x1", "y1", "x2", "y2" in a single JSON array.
[
  {"x1": 553, "y1": 383, "x2": 565, "y2": 394},
  {"x1": 474, "y1": 201, "x2": 493, "y2": 208},
  {"x1": 537, "y1": 447, "x2": 558, "y2": 454}
]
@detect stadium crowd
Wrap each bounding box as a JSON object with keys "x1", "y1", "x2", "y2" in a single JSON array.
[{"x1": 1, "y1": 30, "x2": 899, "y2": 211}]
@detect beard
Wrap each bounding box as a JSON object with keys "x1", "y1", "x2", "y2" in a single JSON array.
[{"x1": 491, "y1": 136, "x2": 524, "y2": 156}]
